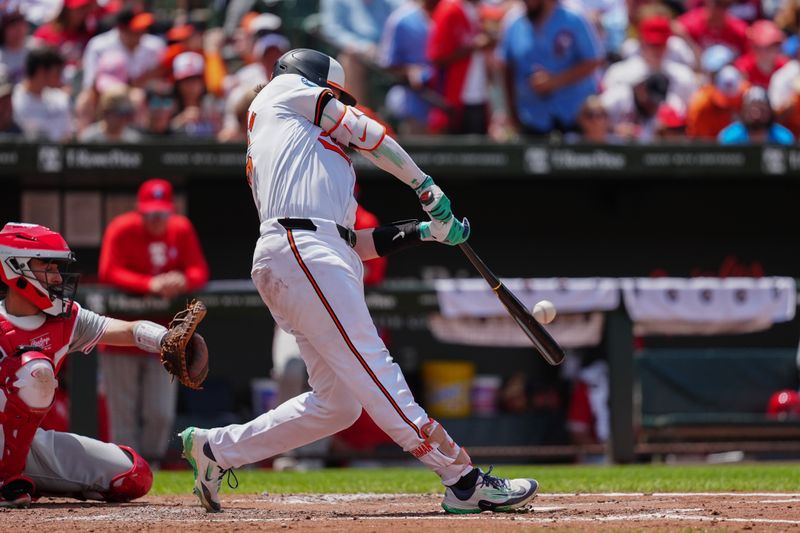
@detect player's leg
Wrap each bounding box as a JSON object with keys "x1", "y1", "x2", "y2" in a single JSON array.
[
  {"x1": 181, "y1": 329, "x2": 361, "y2": 512},
  {"x1": 25, "y1": 428, "x2": 152, "y2": 502},
  {"x1": 99, "y1": 353, "x2": 142, "y2": 452},
  {"x1": 284, "y1": 233, "x2": 538, "y2": 512},
  {"x1": 140, "y1": 357, "x2": 178, "y2": 463}
]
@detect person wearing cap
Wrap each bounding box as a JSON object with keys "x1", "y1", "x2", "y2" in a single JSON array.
[
  {"x1": 142, "y1": 82, "x2": 177, "y2": 137},
  {"x1": 769, "y1": 30, "x2": 800, "y2": 137},
  {"x1": 686, "y1": 64, "x2": 744, "y2": 139},
  {"x1": 12, "y1": 47, "x2": 73, "y2": 141},
  {"x1": 75, "y1": 48, "x2": 132, "y2": 134},
  {"x1": 32, "y1": 0, "x2": 95, "y2": 76},
  {"x1": 569, "y1": 95, "x2": 615, "y2": 143},
  {"x1": 159, "y1": 15, "x2": 227, "y2": 97},
  {"x1": 718, "y1": 85, "x2": 795, "y2": 144},
  {"x1": 603, "y1": 16, "x2": 697, "y2": 108},
  {"x1": 677, "y1": 0, "x2": 748, "y2": 55},
  {"x1": 78, "y1": 84, "x2": 142, "y2": 142},
  {"x1": 81, "y1": 7, "x2": 165, "y2": 91},
  {"x1": 601, "y1": 71, "x2": 678, "y2": 142},
  {"x1": 654, "y1": 102, "x2": 687, "y2": 140},
  {"x1": 170, "y1": 51, "x2": 221, "y2": 137},
  {"x1": 98, "y1": 179, "x2": 209, "y2": 464},
  {"x1": 734, "y1": 20, "x2": 788, "y2": 89},
  {"x1": 0, "y1": 9, "x2": 31, "y2": 83}
]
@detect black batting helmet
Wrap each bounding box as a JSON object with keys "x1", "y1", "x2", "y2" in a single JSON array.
[{"x1": 272, "y1": 48, "x2": 357, "y2": 106}]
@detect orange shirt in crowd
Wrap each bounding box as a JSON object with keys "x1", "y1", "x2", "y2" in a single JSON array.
[{"x1": 686, "y1": 84, "x2": 742, "y2": 139}]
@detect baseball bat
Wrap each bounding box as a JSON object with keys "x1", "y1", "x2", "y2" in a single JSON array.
[{"x1": 458, "y1": 242, "x2": 566, "y2": 366}]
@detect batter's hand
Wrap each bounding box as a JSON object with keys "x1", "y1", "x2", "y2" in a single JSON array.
[
  {"x1": 421, "y1": 217, "x2": 470, "y2": 246},
  {"x1": 415, "y1": 176, "x2": 452, "y2": 222}
]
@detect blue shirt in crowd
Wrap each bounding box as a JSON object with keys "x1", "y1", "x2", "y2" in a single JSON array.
[
  {"x1": 717, "y1": 122, "x2": 795, "y2": 145},
  {"x1": 498, "y1": 7, "x2": 604, "y2": 132},
  {"x1": 379, "y1": 3, "x2": 431, "y2": 123},
  {"x1": 321, "y1": 0, "x2": 401, "y2": 54}
]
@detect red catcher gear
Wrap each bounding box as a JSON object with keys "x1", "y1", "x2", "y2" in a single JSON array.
[
  {"x1": 0, "y1": 350, "x2": 55, "y2": 484},
  {"x1": 103, "y1": 445, "x2": 153, "y2": 502},
  {"x1": 767, "y1": 389, "x2": 800, "y2": 419},
  {"x1": 0, "y1": 222, "x2": 79, "y2": 317}
]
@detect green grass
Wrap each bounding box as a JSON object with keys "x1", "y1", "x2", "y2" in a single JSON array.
[{"x1": 152, "y1": 463, "x2": 800, "y2": 496}]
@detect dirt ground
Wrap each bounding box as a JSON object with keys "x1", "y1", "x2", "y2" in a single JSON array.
[{"x1": 3, "y1": 492, "x2": 800, "y2": 532}]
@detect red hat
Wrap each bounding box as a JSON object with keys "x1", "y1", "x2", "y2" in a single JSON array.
[
  {"x1": 137, "y1": 179, "x2": 175, "y2": 214},
  {"x1": 767, "y1": 389, "x2": 800, "y2": 419},
  {"x1": 639, "y1": 16, "x2": 672, "y2": 47},
  {"x1": 64, "y1": 0, "x2": 92, "y2": 8},
  {"x1": 173, "y1": 51, "x2": 205, "y2": 81},
  {"x1": 166, "y1": 24, "x2": 195, "y2": 42},
  {"x1": 656, "y1": 103, "x2": 685, "y2": 129},
  {"x1": 748, "y1": 20, "x2": 785, "y2": 48}
]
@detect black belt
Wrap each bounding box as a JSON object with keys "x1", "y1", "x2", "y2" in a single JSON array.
[{"x1": 277, "y1": 218, "x2": 356, "y2": 248}]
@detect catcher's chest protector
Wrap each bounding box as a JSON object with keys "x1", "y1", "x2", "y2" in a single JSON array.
[{"x1": 0, "y1": 311, "x2": 75, "y2": 483}]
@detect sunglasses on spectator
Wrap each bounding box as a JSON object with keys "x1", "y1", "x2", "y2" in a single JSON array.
[
  {"x1": 148, "y1": 96, "x2": 175, "y2": 109},
  {"x1": 142, "y1": 211, "x2": 170, "y2": 220}
]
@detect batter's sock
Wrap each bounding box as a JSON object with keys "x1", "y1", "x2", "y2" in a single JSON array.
[
  {"x1": 450, "y1": 467, "x2": 479, "y2": 490},
  {"x1": 203, "y1": 442, "x2": 216, "y2": 461}
]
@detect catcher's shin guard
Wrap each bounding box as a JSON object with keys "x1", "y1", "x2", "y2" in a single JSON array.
[
  {"x1": 102, "y1": 445, "x2": 153, "y2": 502},
  {"x1": 0, "y1": 350, "x2": 57, "y2": 483}
]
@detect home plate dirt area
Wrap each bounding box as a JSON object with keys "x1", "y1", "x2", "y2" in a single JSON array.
[{"x1": 4, "y1": 492, "x2": 800, "y2": 532}]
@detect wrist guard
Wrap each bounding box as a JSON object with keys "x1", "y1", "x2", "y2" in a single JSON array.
[{"x1": 372, "y1": 220, "x2": 423, "y2": 257}]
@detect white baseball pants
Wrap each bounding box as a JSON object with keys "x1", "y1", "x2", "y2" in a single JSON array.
[{"x1": 207, "y1": 218, "x2": 471, "y2": 485}]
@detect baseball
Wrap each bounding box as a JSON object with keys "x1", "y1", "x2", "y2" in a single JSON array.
[{"x1": 533, "y1": 300, "x2": 557, "y2": 324}]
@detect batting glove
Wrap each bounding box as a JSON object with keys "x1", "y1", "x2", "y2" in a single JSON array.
[
  {"x1": 415, "y1": 176, "x2": 452, "y2": 222},
  {"x1": 420, "y1": 217, "x2": 470, "y2": 246}
]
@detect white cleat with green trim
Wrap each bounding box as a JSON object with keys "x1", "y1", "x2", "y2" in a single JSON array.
[
  {"x1": 180, "y1": 426, "x2": 229, "y2": 513},
  {"x1": 441, "y1": 467, "x2": 539, "y2": 514}
]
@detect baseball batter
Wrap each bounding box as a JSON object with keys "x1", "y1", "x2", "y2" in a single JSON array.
[
  {"x1": 0, "y1": 222, "x2": 180, "y2": 507},
  {"x1": 181, "y1": 49, "x2": 539, "y2": 514}
]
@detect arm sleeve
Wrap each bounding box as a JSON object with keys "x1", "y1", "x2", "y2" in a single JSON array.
[
  {"x1": 177, "y1": 218, "x2": 210, "y2": 290},
  {"x1": 378, "y1": 12, "x2": 401, "y2": 68},
  {"x1": 98, "y1": 221, "x2": 154, "y2": 294},
  {"x1": 573, "y1": 13, "x2": 605, "y2": 61},
  {"x1": 70, "y1": 304, "x2": 112, "y2": 354}
]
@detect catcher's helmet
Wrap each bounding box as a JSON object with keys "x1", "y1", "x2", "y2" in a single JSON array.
[
  {"x1": 272, "y1": 48, "x2": 357, "y2": 106},
  {"x1": 767, "y1": 389, "x2": 800, "y2": 420},
  {"x1": 0, "y1": 223, "x2": 79, "y2": 317}
]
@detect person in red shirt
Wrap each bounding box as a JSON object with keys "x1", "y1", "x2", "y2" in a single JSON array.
[
  {"x1": 734, "y1": 20, "x2": 788, "y2": 89},
  {"x1": 32, "y1": 0, "x2": 95, "y2": 74},
  {"x1": 426, "y1": 0, "x2": 494, "y2": 134},
  {"x1": 677, "y1": 0, "x2": 748, "y2": 55},
  {"x1": 98, "y1": 178, "x2": 209, "y2": 464}
]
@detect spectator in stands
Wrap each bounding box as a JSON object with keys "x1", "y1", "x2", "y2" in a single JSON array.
[
  {"x1": 379, "y1": 0, "x2": 439, "y2": 135},
  {"x1": 141, "y1": 83, "x2": 177, "y2": 137},
  {"x1": 32, "y1": 0, "x2": 95, "y2": 82},
  {"x1": 171, "y1": 51, "x2": 221, "y2": 137},
  {"x1": 775, "y1": 0, "x2": 800, "y2": 59},
  {"x1": 677, "y1": 0, "x2": 748, "y2": 55},
  {"x1": 427, "y1": 0, "x2": 493, "y2": 134},
  {"x1": 75, "y1": 49, "x2": 131, "y2": 133},
  {"x1": 82, "y1": 8, "x2": 165, "y2": 91},
  {"x1": 320, "y1": 0, "x2": 401, "y2": 107},
  {"x1": 571, "y1": 95, "x2": 615, "y2": 143},
  {"x1": 718, "y1": 86, "x2": 795, "y2": 144},
  {"x1": 160, "y1": 18, "x2": 227, "y2": 97},
  {"x1": 603, "y1": 16, "x2": 697, "y2": 108},
  {"x1": 654, "y1": 102, "x2": 687, "y2": 141},
  {"x1": 78, "y1": 85, "x2": 142, "y2": 143},
  {"x1": 221, "y1": 30, "x2": 289, "y2": 138},
  {"x1": 98, "y1": 179, "x2": 209, "y2": 464},
  {"x1": 601, "y1": 71, "x2": 671, "y2": 142},
  {"x1": 0, "y1": 10, "x2": 30, "y2": 83},
  {"x1": 498, "y1": 0, "x2": 603, "y2": 136},
  {"x1": 12, "y1": 47, "x2": 73, "y2": 141},
  {"x1": 687, "y1": 65, "x2": 744, "y2": 140},
  {"x1": 218, "y1": 89, "x2": 255, "y2": 142},
  {"x1": 769, "y1": 39, "x2": 800, "y2": 137},
  {"x1": 0, "y1": 73, "x2": 20, "y2": 136},
  {"x1": 734, "y1": 20, "x2": 788, "y2": 89}
]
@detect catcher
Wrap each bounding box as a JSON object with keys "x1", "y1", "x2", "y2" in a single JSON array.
[{"x1": 0, "y1": 222, "x2": 208, "y2": 507}]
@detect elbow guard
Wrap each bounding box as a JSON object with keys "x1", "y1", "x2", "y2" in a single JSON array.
[
  {"x1": 327, "y1": 105, "x2": 386, "y2": 151},
  {"x1": 372, "y1": 220, "x2": 423, "y2": 257}
]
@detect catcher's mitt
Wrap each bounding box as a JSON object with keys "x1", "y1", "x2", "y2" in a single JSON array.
[{"x1": 160, "y1": 299, "x2": 209, "y2": 390}]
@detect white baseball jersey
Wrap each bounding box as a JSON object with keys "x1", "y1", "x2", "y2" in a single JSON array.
[{"x1": 246, "y1": 73, "x2": 358, "y2": 231}]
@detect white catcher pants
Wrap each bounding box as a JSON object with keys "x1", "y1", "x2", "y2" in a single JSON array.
[{"x1": 207, "y1": 218, "x2": 470, "y2": 484}]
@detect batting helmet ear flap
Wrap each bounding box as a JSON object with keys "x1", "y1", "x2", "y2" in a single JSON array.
[{"x1": 272, "y1": 48, "x2": 357, "y2": 106}]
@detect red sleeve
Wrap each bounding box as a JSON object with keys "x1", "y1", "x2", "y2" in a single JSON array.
[
  {"x1": 98, "y1": 216, "x2": 153, "y2": 294},
  {"x1": 427, "y1": 1, "x2": 462, "y2": 63},
  {"x1": 175, "y1": 217, "x2": 210, "y2": 290}
]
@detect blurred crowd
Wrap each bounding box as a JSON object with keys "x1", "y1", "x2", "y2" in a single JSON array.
[{"x1": 1, "y1": 0, "x2": 799, "y2": 144}]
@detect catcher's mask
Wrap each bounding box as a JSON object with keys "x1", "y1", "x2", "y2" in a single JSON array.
[
  {"x1": 272, "y1": 48, "x2": 357, "y2": 106},
  {"x1": 0, "y1": 222, "x2": 80, "y2": 318}
]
